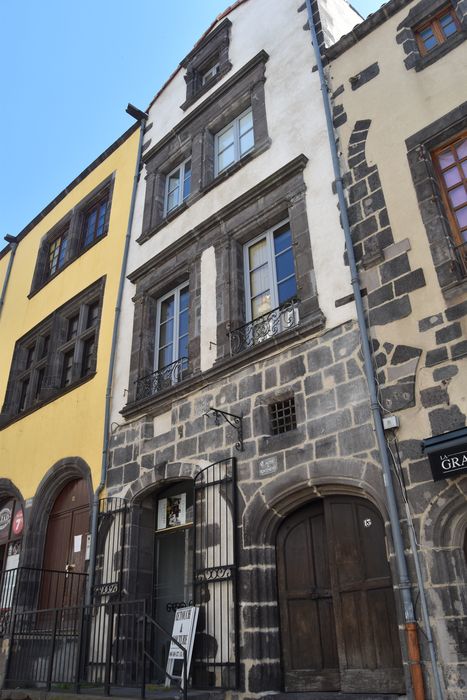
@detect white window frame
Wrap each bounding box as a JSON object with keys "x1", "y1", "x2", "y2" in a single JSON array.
[
  {"x1": 202, "y1": 62, "x2": 220, "y2": 85},
  {"x1": 154, "y1": 283, "x2": 189, "y2": 371},
  {"x1": 243, "y1": 219, "x2": 297, "y2": 323},
  {"x1": 164, "y1": 157, "x2": 192, "y2": 215},
  {"x1": 214, "y1": 107, "x2": 254, "y2": 176}
]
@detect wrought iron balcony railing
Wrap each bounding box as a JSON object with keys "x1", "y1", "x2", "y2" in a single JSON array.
[
  {"x1": 135, "y1": 357, "x2": 189, "y2": 401},
  {"x1": 228, "y1": 298, "x2": 300, "y2": 355}
]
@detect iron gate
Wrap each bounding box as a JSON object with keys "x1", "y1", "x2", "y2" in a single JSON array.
[
  {"x1": 93, "y1": 497, "x2": 129, "y2": 601},
  {"x1": 193, "y1": 457, "x2": 238, "y2": 689}
]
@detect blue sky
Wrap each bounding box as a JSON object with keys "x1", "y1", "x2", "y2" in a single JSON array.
[{"x1": 0, "y1": 0, "x2": 382, "y2": 238}]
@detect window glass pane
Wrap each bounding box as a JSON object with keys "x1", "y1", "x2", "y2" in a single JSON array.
[
  {"x1": 439, "y1": 13, "x2": 457, "y2": 37},
  {"x1": 248, "y1": 238, "x2": 267, "y2": 270},
  {"x1": 420, "y1": 27, "x2": 438, "y2": 50},
  {"x1": 179, "y1": 287, "x2": 189, "y2": 311},
  {"x1": 167, "y1": 169, "x2": 180, "y2": 194},
  {"x1": 449, "y1": 184, "x2": 467, "y2": 208},
  {"x1": 250, "y1": 264, "x2": 270, "y2": 297},
  {"x1": 251, "y1": 292, "x2": 272, "y2": 319},
  {"x1": 183, "y1": 161, "x2": 191, "y2": 200},
  {"x1": 58, "y1": 237, "x2": 68, "y2": 267},
  {"x1": 239, "y1": 110, "x2": 253, "y2": 136},
  {"x1": 218, "y1": 126, "x2": 234, "y2": 153},
  {"x1": 455, "y1": 206, "x2": 467, "y2": 229},
  {"x1": 96, "y1": 202, "x2": 107, "y2": 237},
  {"x1": 240, "y1": 130, "x2": 254, "y2": 155},
  {"x1": 456, "y1": 139, "x2": 467, "y2": 159},
  {"x1": 275, "y1": 249, "x2": 295, "y2": 283},
  {"x1": 443, "y1": 166, "x2": 462, "y2": 187},
  {"x1": 217, "y1": 143, "x2": 235, "y2": 172},
  {"x1": 179, "y1": 308, "x2": 189, "y2": 338},
  {"x1": 84, "y1": 210, "x2": 97, "y2": 246},
  {"x1": 159, "y1": 319, "x2": 174, "y2": 350},
  {"x1": 438, "y1": 149, "x2": 455, "y2": 169},
  {"x1": 158, "y1": 345, "x2": 173, "y2": 368},
  {"x1": 178, "y1": 333, "x2": 189, "y2": 360},
  {"x1": 67, "y1": 315, "x2": 79, "y2": 341},
  {"x1": 274, "y1": 227, "x2": 293, "y2": 254},
  {"x1": 160, "y1": 296, "x2": 175, "y2": 323},
  {"x1": 277, "y1": 276, "x2": 298, "y2": 305}
]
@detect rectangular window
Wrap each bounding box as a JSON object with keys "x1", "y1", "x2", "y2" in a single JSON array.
[
  {"x1": 67, "y1": 315, "x2": 79, "y2": 341},
  {"x1": 86, "y1": 301, "x2": 100, "y2": 328},
  {"x1": 82, "y1": 194, "x2": 109, "y2": 248},
  {"x1": 415, "y1": 7, "x2": 460, "y2": 54},
  {"x1": 155, "y1": 284, "x2": 190, "y2": 372},
  {"x1": 47, "y1": 230, "x2": 68, "y2": 278},
  {"x1": 25, "y1": 345, "x2": 35, "y2": 369},
  {"x1": 215, "y1": 108, "x2": 254, "y2": 175},
  {"x1": 35, "y1": 367, "x2": 45, "y2": 400},
  {"x1": 433, "y1": 132, "x2": 467, "y2": 272},
  {"x1": 244, "y1": 222, "x2": 297, "y2": 321},
  {"x1": 165, "y1": 159, "x2": 192, "y2": 215},
  {"x1": 18, "y1": 379, "x2": 29, "y2": 412}
]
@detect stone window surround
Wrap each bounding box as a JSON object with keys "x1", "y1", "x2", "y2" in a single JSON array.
[
  {"x1": 406, "y1": 100, "x2": 467, "y2": 297},
  {"x1": 1, "y1": 277, "x2": 106, "y2": 428},
  {"x1": 396, "y1": 0, "x2": 467, "y2": 72},
  {"x1": 180, "y1": 18, "x2": 232, "y2": 111},
  {"x1": 124, "y1": 155, "x2": 325, "y2": 415},
  {"x1": 30, "y1": 175, "x2": 115, "y2": 297},
  {"x1": 139, "y1": 51, "x2": 270, "y2": 244}
]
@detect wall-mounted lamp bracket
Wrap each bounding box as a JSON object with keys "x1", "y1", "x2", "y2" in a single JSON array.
[{"x1": 205, "y1": 407, "x2": 244, "y2": 452}]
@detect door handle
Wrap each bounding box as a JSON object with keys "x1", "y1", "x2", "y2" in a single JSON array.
[{"x1": 65, "y1": 563, "x2": 75, "y2": 573}]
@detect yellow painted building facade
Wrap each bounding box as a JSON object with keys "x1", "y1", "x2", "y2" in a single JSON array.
[{"x1": 0, "y1": 124, "x2": 139, "y2": 586}]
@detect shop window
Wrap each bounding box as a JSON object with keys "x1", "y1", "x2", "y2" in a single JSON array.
[{"x1": 0, "y1": 499, "x2": 24, "y2": 616}]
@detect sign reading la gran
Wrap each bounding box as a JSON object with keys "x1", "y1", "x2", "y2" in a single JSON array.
[{"x1": 421, "y1": 426, "x2": 467, "y2": 482}]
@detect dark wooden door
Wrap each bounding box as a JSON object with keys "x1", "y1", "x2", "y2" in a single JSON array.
[
  {"x1": 40, "y1": 479, "x2": 90, "y2": 610},
  {"x1": 277, "y1": 497, "x2": 404, "y2": 694}
]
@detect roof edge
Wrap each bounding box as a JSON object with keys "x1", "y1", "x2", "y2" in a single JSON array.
[
  {"x1": 326, "y1": 0, "x2": 411, "y2": 59},
  {"x1": 0, "y1": 122, "x2": 139, "y2": 260}
]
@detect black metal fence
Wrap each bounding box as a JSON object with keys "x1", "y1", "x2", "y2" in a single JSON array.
[{"x1": 5, "y1": 598, "x2": 187, "y2": 699}]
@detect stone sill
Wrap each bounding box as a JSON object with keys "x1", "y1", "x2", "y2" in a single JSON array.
[
  {"x1": 441, "y1": 275, "x2": 467, "y2": 302},
  {"x1": 121, "y1": 310, "x2": 325, "y2": 421}
]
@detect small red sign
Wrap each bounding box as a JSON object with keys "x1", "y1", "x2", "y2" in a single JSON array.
[{"x1": 12, "y1": 508, "x2": 23, "y2": 536}]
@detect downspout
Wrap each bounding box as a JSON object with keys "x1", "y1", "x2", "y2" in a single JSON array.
[
  {"x1": 304, "y1": 3, "x2": 442, "y2": 699},
  {"x1": 0, "y1": 236, "x2": 18, "y2": 320},
  {"x1": 85, "y1": 107, "x2": 148, "y2": 606}
]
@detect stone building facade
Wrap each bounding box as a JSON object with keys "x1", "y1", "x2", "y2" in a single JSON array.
[
  {"x1": 328, "y1": 1, "x2": 467, "y2": 698},
  {"x1": 105, "y1": 0, "x2": 420, "y2": 698}
]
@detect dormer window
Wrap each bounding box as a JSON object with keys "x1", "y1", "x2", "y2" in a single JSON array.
[{"x1": 415, "y1": 6, "x2": 460, "y2": 54}]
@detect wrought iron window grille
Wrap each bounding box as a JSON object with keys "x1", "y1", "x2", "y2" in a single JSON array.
[
  {"x1": 135, "y1": 357, "x2": 189, "y2": 401},
  {"x1": 270, "y1": 397, "x2": 297, "y2": 435},
  {"x1": 228, "y1": 297, "x2": 300, "y2": 355}
]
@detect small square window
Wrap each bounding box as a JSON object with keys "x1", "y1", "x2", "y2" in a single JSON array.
[
  {"x1": 215, "y1": 108, "x2": 254, "y2": 175},
  {"x1": 415, "y1": 6, "x2": 460, "y2": 55},
  {"x1": 165, "y1": 159, "x2": 191, "y2": 215},
  {"x1": 269, "y1": 398, "x2": 297, "y2": 435},
  {"x1": 202, "y1": 63, "x2": 220, "y2": 85}
]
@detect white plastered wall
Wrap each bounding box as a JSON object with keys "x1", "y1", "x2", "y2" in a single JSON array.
[{"x1": 111, "y1": 0, "x2": 363, "y2": 424}]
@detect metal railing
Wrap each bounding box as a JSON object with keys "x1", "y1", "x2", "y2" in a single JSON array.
[
  {"x1": 5, "y1": 598, "x2": 188, "y2": 698},
  {"x1": 228, "y1": 298, "x2": 300, "y2": 355},
  {"x1": 0, "y1": 566, "x2": 87, "y2": 636},
  {"x1": 453, "y1": 239, "x2": 467, "y2": 278},
  {"x1": 135, "y1": 357, "x2": 189, "y2": 401}
]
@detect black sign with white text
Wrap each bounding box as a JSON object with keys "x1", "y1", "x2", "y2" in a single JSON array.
[{"x1": 421, "y1": 427, "x2": 467, "y2": 482}]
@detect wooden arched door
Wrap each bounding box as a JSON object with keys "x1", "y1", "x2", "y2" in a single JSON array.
[
  {"x1": 40, "y1": 479, "x2": 90, "y2": 609},
  {"x1": 277, "y1": 496, "x2": 404, "y2": 694}
]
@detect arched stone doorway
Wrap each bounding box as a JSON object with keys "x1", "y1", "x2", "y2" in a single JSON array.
[{"x1": 276, "y1": 495, "x2": 404, "y2": 694}]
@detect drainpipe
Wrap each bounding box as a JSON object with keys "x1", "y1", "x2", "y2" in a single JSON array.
[
  {"x1": 0, "y1": 236, "x2": 18, "y2": 319},
  {"x1": 304, "y1": 3, "x2": 443, "y2": 699},
  {"x1": 85, "y1": 106, "x2": 148, "y2": 606}
]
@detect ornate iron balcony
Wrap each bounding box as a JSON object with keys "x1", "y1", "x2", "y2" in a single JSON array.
[
  {"x1": 228, "y1": 298, "x2": 300, "y2": 355},
  {"x1": 135, "y1": 357, "x2": 189, "y2": 401}
]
